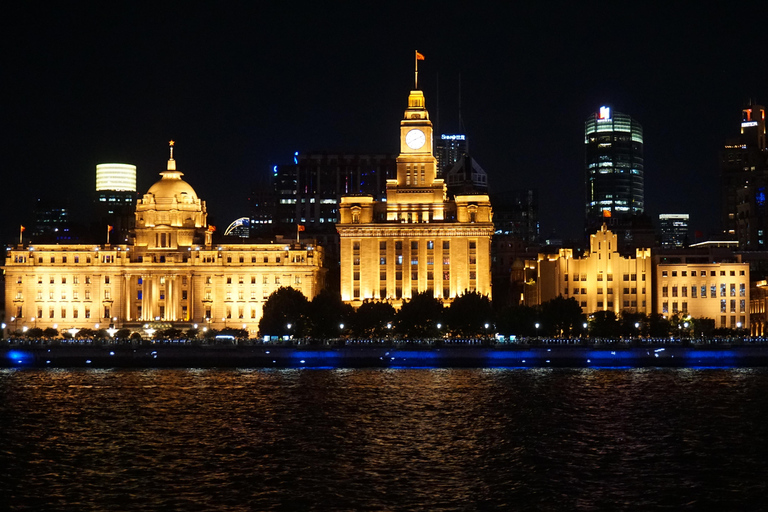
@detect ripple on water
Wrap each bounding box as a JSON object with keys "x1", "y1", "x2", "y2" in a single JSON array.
[{"x1": 0, "y1": 368, "x2": 767, "y2": 511}]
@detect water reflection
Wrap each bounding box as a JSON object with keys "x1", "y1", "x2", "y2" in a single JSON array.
[{"x1": 1, "y1": 368, "x2": 767, "y2": 510}]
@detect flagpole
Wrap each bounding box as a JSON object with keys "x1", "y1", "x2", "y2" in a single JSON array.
[
  {"x1": 414, "y1": 50, "x2": 418, "y2": 89},
  {"x1": 107, "y1": 225, "x2": 109, "y2": 245},
  {"x1": 19, "y1": 226, "x2": 23, "y2": 245},
  {"x1": 296, "y1": 224, "x2": 300, "y2": 244}
]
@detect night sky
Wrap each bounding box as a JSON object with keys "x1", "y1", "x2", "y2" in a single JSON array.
[{"x1": 3, "y1": 2, "x2": 766, "y2": 244}]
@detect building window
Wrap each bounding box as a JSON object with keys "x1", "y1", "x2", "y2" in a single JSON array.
[
  {"x1": 105, "y1": 276, "x2": 110, "y2": 284},
  {"x1": 721, "y1": 300, "x2": 726, "y2": 313},
  {"x1": 740, "y1": 283, "x2": 746, "y2": 297},
  {"x1": 730, "y1": 284, "x2": 736, "y2": 297},
  {"x1": 662, "y1": 286, "x2": 668, "y2": 297}
]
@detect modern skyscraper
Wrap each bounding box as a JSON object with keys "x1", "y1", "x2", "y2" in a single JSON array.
[
  {"x1": 720, "y1": 102, "x2": 768, "y2": 248},
  {"x1": 584, "y1": 106, "x2": 644, "y2": 232},
  {"x1": 435, "y1": 134, "x2": 467, "y2": 178},
  {"x1": 95, "y1": 163, "x2": 137, "y2": 244},
  {"x1": 337, "y1": 79, "x2": 493, "y2": 308},
  {"x1": 659, "y1": 213, "x2": 690, "y2": 248}
]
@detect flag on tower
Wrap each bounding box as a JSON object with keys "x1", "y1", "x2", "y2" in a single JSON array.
[
  {"x1": 298, "y1": 224, "x2": 306, "y2": 232},
  {"x1": 108, "y1": 225, "x2": 114, "y2": 232},
  {"x1": 416, "y1": 51, "x2": 425, "y2": 60},
  {"x1": 20, "y1": 225, "x2": 25, "y2": 232}
]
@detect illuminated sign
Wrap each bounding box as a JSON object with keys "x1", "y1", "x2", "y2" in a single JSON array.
[
  {"x1": 599, "y1": 106, "x2": 611, "y2": 120},
  {"x1": 741, "y1": 121, "x2": 758, "y2": 128},
  {"x1": 441, "y1": 134, "x2": 466, "y2": 140}
]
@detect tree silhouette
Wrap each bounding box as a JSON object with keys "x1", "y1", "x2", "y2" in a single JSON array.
[
  {"x1": 539, "y1": 296, "x2": 585, "y2": 337},
  {"x1": 395, "y1": 292, "x2": 444, "y2": 338},
  {"x1": 496, "y1": 304, "x2": 539, "y2": 337},
  {"x1": 590, "y1": 310, "x2": 620, "y2": 338},
  {"x1": 447, "y1": 290, "x2": 494, "y2": 336},
  {"x1": 258, "y1": 286, "x2": 310, "y2": 337},
  {"x1": 42, "y1": 327, "x2": 59, "y2": 338},
  {"x1": 351, "y1": 300, "x2": 397, "y2": 338},
  {"x1": 307, "y1": 288, "x2": 354, "y2": 339}
]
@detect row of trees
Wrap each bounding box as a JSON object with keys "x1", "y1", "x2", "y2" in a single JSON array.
[
  {"x1": 257, "y1": 287, "x2": 734, "y2": 340},
  {"x1": 7, "y1": 287, "x2": 738, "y2": 341}
]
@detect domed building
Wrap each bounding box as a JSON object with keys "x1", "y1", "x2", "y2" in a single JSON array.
[
  {"x1": 3, "y1": 143, "x2": 326, "y2": 337},
  {"x1": 134, "y1": 143, "x2": 210, "y2": 250}
]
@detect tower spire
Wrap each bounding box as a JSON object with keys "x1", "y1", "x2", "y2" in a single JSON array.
[{"x1": 167, "y1": 140, "x2": 176, "y2": 171}]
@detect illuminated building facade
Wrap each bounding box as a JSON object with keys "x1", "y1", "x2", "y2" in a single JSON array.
[
  {"x1": 273, "y1": 152, "x2": 397, "y2": 228},
  {"x1": 435, "y1": 134, "x2": 467, "y2": 178},
  {"x1": 720, "y1": 103, "x2": 768, "y2": 247},
  {"x1": 655, "y1": 261, "x2": 749, "y2": 330},
  {"x1": 530, "y1": 225, "x2": 653, "y2": 314},
  {"x1": 31, "y1": 198, "x2": 76, "y2": 243},
  {"x1": 585, "y1": 106, "x2": 644, "y2": 233},
  {"x1": 337, "y1": 87, "x2": 493, "y2": 308},
  {"x1": 95, "y1": 163, "x2": 138, "y2": 244},
  {"x1": 659, "y1": 213, "x2": 690, "y2": 248},
  {"x1": 3, "y1": 145, "x2": 325, "y2": 336}
]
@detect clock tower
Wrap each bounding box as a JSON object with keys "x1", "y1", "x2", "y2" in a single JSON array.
[
  {"x1": 338, "y1": 59, "x2": 494, "y2": 309},
  {"x1": 395, "y1": 90, "x2": 440, "y2": 189}
]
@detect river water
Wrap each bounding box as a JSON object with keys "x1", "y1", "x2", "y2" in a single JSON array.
[{"x1": 1, "y1": 368, "x2": 767, "y2": 511}]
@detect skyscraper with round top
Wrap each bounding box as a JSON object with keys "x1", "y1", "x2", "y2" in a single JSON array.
[{"x1": 584, "y1": 106, "x2": 644, "y2": 233}]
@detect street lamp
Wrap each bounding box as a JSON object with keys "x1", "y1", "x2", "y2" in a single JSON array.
[{"x1": 535, "y1": 322, "x2": 540, "y2": 338}]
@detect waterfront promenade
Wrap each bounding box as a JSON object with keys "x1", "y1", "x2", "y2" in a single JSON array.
[{"x1": 4, "y1": 337, "x2": 768, "y2": 368}]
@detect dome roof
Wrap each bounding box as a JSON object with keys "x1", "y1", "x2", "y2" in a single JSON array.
[{"x1": 146, "y1": 171, "x2": 199, "y2": 203}]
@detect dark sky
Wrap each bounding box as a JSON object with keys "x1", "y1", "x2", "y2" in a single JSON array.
[{"x1": 3, "y1": 2, "x2": 766, "y2": 244}]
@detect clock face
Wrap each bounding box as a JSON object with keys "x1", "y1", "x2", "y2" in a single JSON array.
[{"x1": 405, "y1": 129, "x2": 427, "y2": 150}]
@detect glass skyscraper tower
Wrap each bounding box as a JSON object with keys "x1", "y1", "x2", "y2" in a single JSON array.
[{"x1": 584, "y1": 106, "x2": 644, "y2": 231}]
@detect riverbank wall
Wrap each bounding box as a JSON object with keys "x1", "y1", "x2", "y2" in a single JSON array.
[{"x1": 5, "y1": 344, "x2": 768, "y2": 368}]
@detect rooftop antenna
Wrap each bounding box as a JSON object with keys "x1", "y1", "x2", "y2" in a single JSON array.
[
  {"x1": 435, "y1": 71, "x2": 440, "y2": 135},
  {"x1": 458, "y1": 74, "x2": 468, "y2": 151}
]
